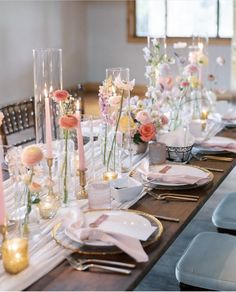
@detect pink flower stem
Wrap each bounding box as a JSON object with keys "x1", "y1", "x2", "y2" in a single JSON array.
[{"x1": 23, "y1": 168, "x2": 34, "y2": 236}]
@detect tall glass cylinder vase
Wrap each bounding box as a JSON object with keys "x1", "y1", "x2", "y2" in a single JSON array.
[
  {"x1": 100, "y1": 67, "x2": 132, "y2": 180},
  {"x1": 33, "y1": 48, "x2": 63, "y2": 144}
]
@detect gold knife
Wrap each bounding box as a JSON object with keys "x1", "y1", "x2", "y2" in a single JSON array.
[
  {"x1": 203, "y1": 155, "x2": 233, "y2": 162},
  {"x1": 205, "y1": 167, "x2": 224, "y2": 173}
]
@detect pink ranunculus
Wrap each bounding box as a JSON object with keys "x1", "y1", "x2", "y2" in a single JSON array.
[
  {"x1": 184, "y1": 64, "x2": 198, "y2": 75},
  {"x1": 21, "y1": 145, "x2": 44, "y2": 167},
  {"x1": 138, "y1": 123, "x2": 156, "y2": 142},
  {"x1": 161, "y1": 115, "x2": 169, "y2": 125},
  {"x1": 59, "y1": 114, "x2": 78, "y2": 129},
  {"x1": 53, "y1": 90, "x2": 70, "y2": 102},
  {"x1": 136, "y1": 110, "x2": 152, "y2": 125}
]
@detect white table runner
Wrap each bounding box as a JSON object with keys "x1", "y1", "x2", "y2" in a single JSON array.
[{"x1": 0, "y1": 145, "x2": 147, "y2": 291}]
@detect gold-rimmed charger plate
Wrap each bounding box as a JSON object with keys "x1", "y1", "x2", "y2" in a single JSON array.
[
  {"x1": 143, "y1": 164, "x2": 214, "y2": 190},
  {"x1": 52, "y1": 209, "x2": 163, "y2": 255}
]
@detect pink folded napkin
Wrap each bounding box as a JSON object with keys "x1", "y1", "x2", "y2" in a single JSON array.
[
  {"x1": 66, "y1": 226, "x2": 149, "y2": 263},
  {"x1": 201, "y1": 136, "x2": 236, "y2": 153},
  {"x1": 147, "y1": 172, "x2": 210, "y2": 185},
  {"x1": 222, "y1": 113, "x2": 236, "y2": 121},
  {"x1": 137, "y1": 161, "x2": 211, "y2": 186}
]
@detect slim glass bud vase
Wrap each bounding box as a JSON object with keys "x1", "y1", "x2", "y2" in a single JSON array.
[
  {"x1": 99, "y1": 67, "x2": 134, "y2": 180},
  {"x1": 33, "y1": 48, "x2": 63, "y2": 144}
]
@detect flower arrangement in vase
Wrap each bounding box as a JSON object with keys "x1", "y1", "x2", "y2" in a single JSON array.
[
  {"x1": 52, "y1": 90, "x2": 77, "y2": 205},
  {"x1": 99, "y1": 68, "x2": 135, "y2": 178}
]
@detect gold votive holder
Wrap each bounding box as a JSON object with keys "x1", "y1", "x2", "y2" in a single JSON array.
[
  {"x1": 103, "y1": 171, "x2": 118, "y2": 181},
  {"x1": 76, "y1": 169, "x2": 88, "y2": 199},
  {"x1": 38, "y1": 194, "x2": 58, "y2": 219},
  {"x1": 2, "y1": 237, "x2": 29, "y2": 274}
]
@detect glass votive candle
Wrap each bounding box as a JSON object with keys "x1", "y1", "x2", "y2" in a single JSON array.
[
  {"x1": 2, "y1": 238, "x2": 29, "y2": 274},
  {"x1": 88, "y1": 181, "x2": 111, "y2": 209},
  {"x1": 103, "y1": 171, "x2": 118, "y2": 181},
  {"x1": 149, "y1": 142, "x2": 166, "y2": 165},
  {"x1": 38, "y1": 194, "x2": 58, "y2": 219}
]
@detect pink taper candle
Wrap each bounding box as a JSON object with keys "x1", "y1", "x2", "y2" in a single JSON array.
[
  {"x1": 76, "y1": 115, "x2": 86, "y2": 171},
  {"x1": 0, "y1": 139, "x2": 6, "y2": 225},
  {"x1": 45, "y1": 97, "x2": 53, "y2": 158}
]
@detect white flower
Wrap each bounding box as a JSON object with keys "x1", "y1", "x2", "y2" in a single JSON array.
[
  {"x1": 108, "y1": 94, "x2": 121, "y2": 107},
  {"x1": 0, "y1": 112, "x2": 4, "y2": 127},
  {"x1": 216, "y1": 56, "x2": 225, "y2": 66},
  {"x1": 137, "y1": 100, "x2": 144, "y2": 108},
  {"x1": 151, "y1": 111, "x2": 159, "y2": 118},
  {"x1": 142, "y1": 47, "x2": 150, "y2": 55},
  {"x1": 114, "y1": 75, "x2": 135, "y2": 91}
]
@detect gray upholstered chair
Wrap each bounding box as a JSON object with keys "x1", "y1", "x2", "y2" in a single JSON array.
[
  {"x1": 212, "y1": 192, "x2": 236, "y2": 233},
  {"x1": 176, "y1": 232, "x2": 236, "y2": 290}
]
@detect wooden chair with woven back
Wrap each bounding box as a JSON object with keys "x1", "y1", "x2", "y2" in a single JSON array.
[{"x1": 0, "y1": 97, "x2": 36, "y2": 147}]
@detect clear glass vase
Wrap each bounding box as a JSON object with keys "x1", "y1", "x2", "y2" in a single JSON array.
[
  {"x1": 100, "y1": 67, "x2": 132, "y2": 180},
  {"x1": 33, "y1": 48, "x2": 63, "y2": 144},
  {"x1": 56, "y1": 138, "x2": 76, "y2": 206}
]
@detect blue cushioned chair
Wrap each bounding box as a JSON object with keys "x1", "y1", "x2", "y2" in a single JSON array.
[
  {"x1": 212, "y1": 192, "x2": 236, "y2": 233},
  {"x1": 176, "y1": 232, "x2": 236, "y2": 291}
]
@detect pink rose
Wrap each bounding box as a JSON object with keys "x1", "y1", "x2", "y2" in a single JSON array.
[
  {"x1": 139, "y1": 123, "x2": 156, "y2": 142},
  {"x1": 180, "y1": 81, "x2": 190, "y2": 88},
  {"x1": 21, "y1": 145, "x2": 44, "y2": 167},
  {"x1": 184, "y1": 64, "x2": 198, "y2": 75},
  {"x1": 158, "y1": 76, "x2": 173, "y2": 91},
  {"x1": 161, "y1": 115, "x2": 169, "y2": 125},
  {"x1": 53, "y1": 90, "x2": 70, "y2": 102},
  {"x1": 136, "y1": 110, "x2": 152, "y2": 124},
  {"x1": 59, "y1": 114, "x2": 78, "y2": 129}
]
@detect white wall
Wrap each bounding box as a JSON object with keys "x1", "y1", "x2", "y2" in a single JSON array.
[
  {"x1": 0, "y1": 1, "x2": 87, "y2": 106},
  {"x1": 0, "y1": 0, "x2": 232, "y2": 107},
  {"x1": 86, "y1": 1, "x2": 231, "y2": 91}
]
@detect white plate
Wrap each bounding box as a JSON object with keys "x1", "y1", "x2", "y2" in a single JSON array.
[
  {"x1": 65, "y1": 209, "x2": 157, "y2": 247},
  {"x1": 140, "y1": 163, "x2": 211, "y2": 187}
]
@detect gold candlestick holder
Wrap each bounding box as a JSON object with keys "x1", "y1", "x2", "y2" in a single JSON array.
[
  {"x1": 0, "y1": 224, "x2": 7, "y2": 242},
  {"x1": 76, "y1": 169, "x2": 88, "y2": 199},
  {"x1": 38, "y1": 158, "x2": 59, "y2": 219}
]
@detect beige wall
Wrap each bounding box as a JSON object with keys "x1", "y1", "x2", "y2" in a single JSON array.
[
  {"x1": 0, "y1": 0, "x2": 233, "y2": 107},
  {"x1": 0, "y1": 1, "x2": 86, "y2": 106},
  {"x1": 86, "y1": 1, "x2": 232, "y2": 91}
]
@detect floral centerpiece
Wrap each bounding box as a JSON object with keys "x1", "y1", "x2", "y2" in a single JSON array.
[
  {"x1": 52, "y1": 89, "x2": 77, "y2": 205},
  {"x1": 99, "y1": 68, "x2": 135, "y2": 177},
  {"x1": 121, "y1": 96, "x2": 168, "y2": 148}
]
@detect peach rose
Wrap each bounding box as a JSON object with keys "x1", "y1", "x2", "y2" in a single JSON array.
[
  {"x1": 21, "y1": 145, "x2": 44, "y2": 167},
  {"x1": 139, "y1": 123, "x2": 156, "y2": 142},
  {"x1": 59, "y1": 114, "x2": 78, "y2": 129},
  {"x1": 136, "y1": 110, "x2": 152, "y2": 125},
  {"x1": 53, "y1": 90, "x2": 70, "y2": 102}
]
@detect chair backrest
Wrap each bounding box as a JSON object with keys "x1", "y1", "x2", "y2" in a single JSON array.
[{"x1": 0, "y1": 97, "x2": 36, "y2": 146}]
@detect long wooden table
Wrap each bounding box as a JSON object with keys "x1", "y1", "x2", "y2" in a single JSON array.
[{"x1": 28, "y1": 129, "x2": 236, "y2": 291}]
